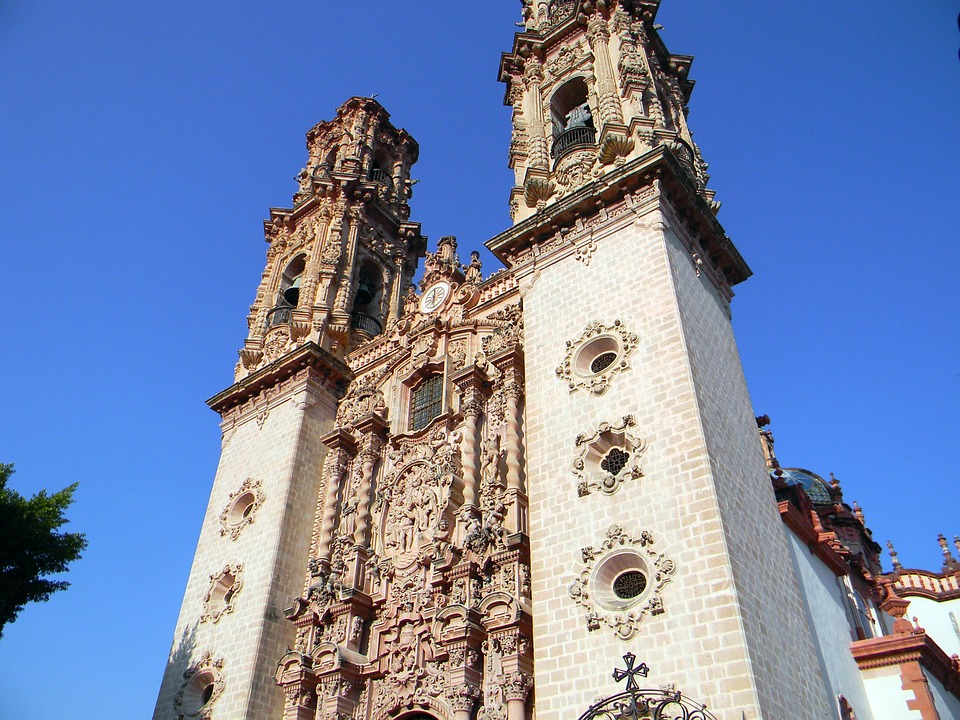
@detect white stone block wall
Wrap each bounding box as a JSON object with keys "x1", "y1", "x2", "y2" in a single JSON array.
[
  {"x1": 519, "y1": 200, "x2": 830, "y2": 720},
  {"x1": 928, "y1": 669, "x2": 960, "y2": 719},
  {"x1": 152, "y1": 375, "x2": 336, "y2": 720},
  {"x1": 662, "y1": 217, "x2": 833, "y2": 719},
  {"x1": 905, "y1": 596, "x2": 960, "y2": 657},
  {"x1": 784, "y1": 529, "x2": 874, "y2": 718},
  {"x1": 860, "y1": 666, "x2": 924, "y2": 719}
]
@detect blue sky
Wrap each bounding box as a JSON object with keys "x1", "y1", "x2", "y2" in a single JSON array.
[{"x1": 1, "y1": 2, "x2": 958, "y2": 718}]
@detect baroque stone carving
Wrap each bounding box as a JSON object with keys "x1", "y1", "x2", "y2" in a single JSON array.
[
  {"x1": 569, "y1": 525, "x2": 676, "y2": 641},
  {"x1": 481, "y1": 303, "x2": 524, "y2": 356},
  {"x1": 555, "y1": 320, "x2": 639, "y2": 395},
  {"x1": 554, "y1": 147, "x2": 597, "y2": 192},
  {"x1": 336, "y1": 377, "x2": 387, "y2": 428},
  {"x1": 173, "y1": 651, "x2": 225, "y2": 720},
  {"x1": 375, "y1": 429, "x2": 461, "y2": 569},
  {"x1": 200, "y1": 563, "x2": 244, "y2": 624},
  {"x1": 218, "y1": 478, "x2": 266, "y2": 540},
  {"x1": 573, "y1": 416, "x2": 647, "y2": 497}
]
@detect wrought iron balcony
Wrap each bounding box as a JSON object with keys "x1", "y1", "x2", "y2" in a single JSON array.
[
  {"x1": 552, "y1": 126, "x2": 597, "y2": 161},
  {"x1": 369, "y1": 168, "x2": 393, "y2": 189},
  {"x1": 266, "y1": 306, "x2": 292, "y2": 328},
  {"x1": 350, "y1": 312, "x2": 382, "y2": 336}
]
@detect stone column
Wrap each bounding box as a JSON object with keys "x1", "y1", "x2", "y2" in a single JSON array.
[
  {"x1": 503, "y1": 672, "x2": 533, "y2": 720},
  {"x1": 492, "y1": 349, "x2": 527, "y2": 535},
  {"x1": 586, "y1": 16, "x2": 624, "y2": 127},
  {"x1": 316, "y1": 429, "x2": 357, "y2": 571},
  {"x1": 445, "y1": 684, "x2": 481, "y2": 720},
  {"x1": 388, "y1": 252, "x2": 405, "y2": 324},
  {"x1": 452, "y1": 364, "x2": 490, "y2": 520},
  {"x1": 350, "y1": 413, "x2": 388, "y2": 549},
  {"x1": 522, "y1": 59, "x2": 549, "y2": 170},
  {"x1": 504, "y1": 380, "x2": 524, "y2": 495},
  {"x1": 333, "y1": 206, "x2": 363, "y2": 320},
  {"x1": 352, "y1": 447, "x2": 377, "y2": 548},
  {"x1": 301, "y1": 213, "x2": 330, "y2": 311}
]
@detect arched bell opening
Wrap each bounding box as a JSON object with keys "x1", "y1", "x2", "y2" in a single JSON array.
[
  {"x1": 369, "y1": 153, "x2": 394, "y2": 191},
  {"x1": 350, "y1": 262, "x2": 384, "y2": 337},
  {"x1": 267, "y1": 254, "x2": 306, "y2": 328},
  {"x1": 550, "y1": 77, "x2": 596, "y2": 162}
]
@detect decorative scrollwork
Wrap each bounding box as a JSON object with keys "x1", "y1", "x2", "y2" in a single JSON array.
[
  {"x1": 556, "y1": 320, "x2": 639, "y2": 395},
  {"x1": 573, "y1": 416, "x2": 647, "y2": 497},
  {"x1": 569, "y1": 525, "x2": 675, "y2": 640},
  {"x1": 577, "y1": 654, "x2": 720, "y2": 720}
]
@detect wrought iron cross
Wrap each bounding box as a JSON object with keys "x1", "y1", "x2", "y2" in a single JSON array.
[{"x1": 612, "y1": 652, "x2": 649, "y2": 692}]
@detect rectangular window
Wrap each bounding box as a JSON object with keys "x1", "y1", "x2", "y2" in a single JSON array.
[{"x1": 411, "y1": 375, "x2": 443, "y2": 431}]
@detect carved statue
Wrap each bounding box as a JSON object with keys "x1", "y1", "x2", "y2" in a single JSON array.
[
  {"x1": 397, "y1": 499, "x2": 417, "y2": 553},
  {"x1": 480, "y1": 433, "x2": 503, "y2": 489},
  {"x1": 438, "y1": 236, "x2": 457, "y2": 264},
  {"x1": 403, "y1": 285, "x2": 419, "y2": 316},
  {"x1": 464, "y1": 251, "x2": 483, "y2": 285}
]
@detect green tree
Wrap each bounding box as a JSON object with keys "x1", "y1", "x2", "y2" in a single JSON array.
[{"x1": 0, "y1": 463, "x2": 87, "y2": 638}]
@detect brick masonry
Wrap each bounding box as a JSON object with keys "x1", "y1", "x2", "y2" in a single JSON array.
[
  {"x1": 518, "y1": 198, "x2": 833, "y2": 720},
  {"x1": 152, "y1": 376, "x2": 338, "y2": 720}
]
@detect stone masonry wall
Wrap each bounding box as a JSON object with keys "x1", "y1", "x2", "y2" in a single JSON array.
[
  {"x1": 518, "y1": 198, "x2": 830, "y2": 720},
  {"x1": 152, "y1": 375, "x2": 336, "y2": 720},
  {"x1": 663, "y1": 217, "x2": 833, "y2": 718}
]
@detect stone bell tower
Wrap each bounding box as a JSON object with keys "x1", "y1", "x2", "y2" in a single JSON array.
[
  {"x1": 152, "y1": 98, "x2": 425, "y2": 720},
  {"x1": 239, "y1": 95, "x2": 425, "y2": 377},
  {"x1": 491, "y1": 1, "x2": 835, "y2": 719}
]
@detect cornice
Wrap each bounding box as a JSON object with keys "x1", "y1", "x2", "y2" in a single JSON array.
[
  {"x1": 851, "y1": 632, "x2": 960, "y2": 696},
  {"x1": 208, "y1": 342, "x2": 352, "y2": 415},
  {"x1": 778, "y1": 501, "x2": 849, "y2": 577},
  {"x1": 485, "y1": 146, "x2": 750, "y2": 286}
]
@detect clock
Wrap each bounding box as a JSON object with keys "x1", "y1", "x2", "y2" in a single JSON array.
[{"x1": 419, "y1": 281, "x2": 451, "y2": 313}]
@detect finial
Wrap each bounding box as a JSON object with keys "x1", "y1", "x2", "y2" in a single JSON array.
[
  {"x1": 887, "y1": 540, "x2": 903, "y2": 571},
  {"x1": 954, "y1": 536, "x2": 960, "y2": 557},
  {"x1": 612, "y1": 653, "x2": 649, "y2": 692},
  {"x1": 852, "y1": 501, "x2": 864, "y2": 524},
  {"x1": 879, "y1": 580, "x2": 913, "y2": 635},
  {"x1": 829, "y1": 472, "x2": 841, "y2": 489},
  {"x1": 939, "y1": 534, "x2": 960, "y2": 573}
]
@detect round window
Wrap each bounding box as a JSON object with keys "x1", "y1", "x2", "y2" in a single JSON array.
[
  {"x1": 590, "y1": 352, "x2": 618, "y2": 374},
  {"x1": 613, "y1": 570, "x2": 647, "y2": 599},
  {"x1": 228, "y1": 492, "x2": 257, "y2": 527},
  {"x1": 180, "y1": 671, "x2": 219, "y2": 716},
  {"x1": 589, "y1": 549, "x2": 651, "y2": 611},
  {"x1": 572, "y1": 335, "x2": 622, "y2": 377}
]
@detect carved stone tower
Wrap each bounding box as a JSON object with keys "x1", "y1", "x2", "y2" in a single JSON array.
[
  {"x1": 503, "y1": 0, "x2": 717, "y2": 225},
  {"x1": 240, "y1": 96, "x2": 425, "y2": 375},
  {"x1": 152, "y1": 97, "x2": 425, "y2": 720},
  {"x1": 492, "y1": 1, "x2": 833, "y2": 718}
]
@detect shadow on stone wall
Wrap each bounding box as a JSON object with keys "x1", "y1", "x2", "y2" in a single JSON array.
[{"x1": 152, "y1": 621, "x2": 199, "y2": 719}]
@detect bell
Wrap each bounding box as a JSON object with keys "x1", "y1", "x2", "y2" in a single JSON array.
[
  {"x1": 354, "y1": 276, "x2": 376, "y2": 306},
  {"x1": 283, "y1": 277, "x2": 301, "y2": 307}
]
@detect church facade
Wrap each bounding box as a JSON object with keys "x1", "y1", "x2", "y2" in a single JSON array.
[{"x1": 152, "y1": 2, "x2": 960, "y2": 719}]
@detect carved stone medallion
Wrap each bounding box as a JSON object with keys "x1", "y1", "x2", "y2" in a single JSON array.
[{"x1": 569, "y1": 525, "x2": 676, "y2": 641}]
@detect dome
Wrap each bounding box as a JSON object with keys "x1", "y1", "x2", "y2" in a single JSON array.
[{"x1": 774, "y1": 468, "x2": 833, "y2": 505}]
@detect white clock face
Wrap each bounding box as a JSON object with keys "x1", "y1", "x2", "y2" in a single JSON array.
[{"x1": 420, "y1": 281, "x2": 451, "y2": 313}]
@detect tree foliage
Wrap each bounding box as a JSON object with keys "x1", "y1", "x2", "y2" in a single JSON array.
[{"x1": 0, "y1": 463, "x2": 87, "y2": 637}]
